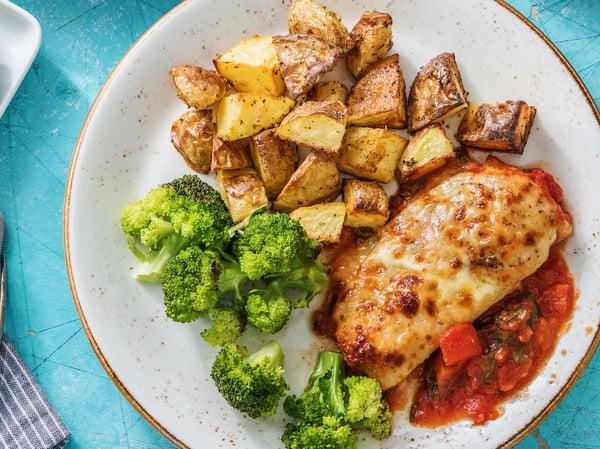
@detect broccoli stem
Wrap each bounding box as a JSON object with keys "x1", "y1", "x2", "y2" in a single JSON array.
[
  {"x1": 247, "y1": 340, "x2": 285, "y2": 370},
  {"x1": 134, "y1": 233, "x2": 189, "y2": 283},
  {"x1": 306, "y1": 351, "x2": 347, "y2": 419}
]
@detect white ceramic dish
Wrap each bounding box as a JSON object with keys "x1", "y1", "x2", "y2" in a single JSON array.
[
  {"x1": 0, "y1": 0, "x2": 41, "y2": 118},
  {"x1": 64, "y1": 1, "x2": 600, "y2": 448}
]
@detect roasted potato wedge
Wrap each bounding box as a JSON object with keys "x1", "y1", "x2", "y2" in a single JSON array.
[
  {"x1": 407, "y1": 52, "x2": 468, "y2": 134},
  {"x1": 337, "y1": 126, "x2": 408, "y2": 183},
  {"x1": 287, "y1": 0, "x2": 354, "y2": 52},
  {"x1": 343, "y1": 178, "x2": 389, "y2": 229},
  {"x1": 273, "y1": 34, "x2": 345, "y2": 99},
  {"x1": 346, "y1": 11, "x2": 394, "y2": 79},
  {"x1": 170, "y1": 109, "x2": 214, "y2": 174},
  {"x1": 170, "y1": 65, "x2": 228, "y2": 110},
  {"x1": 211, "y1": 137, "x2": 253, "y2": 171},
  {"x1": 456, "y1": 100, "x2": 537, "y2": 154},
  {"x1": 216, "y1": 168, "x2": 269, "y2": 223},
  {"x1": 346, "y1": 53, "x2": 407, "y2": 129},
  {"x1": 273, "y1": 150, "x2": 341, "y2": 212},
  {"x1": 397, "y1": 123, "x2": 455, "y2": 182},
  {"x1": 249, "y1": 129, "x2": 299, "y2": 199},
  {"x1": 213, "y1": 35, "x2": 286, "y2": 96},
  {"x1": 216, "y1": 92, "x2": 295, "y2": 141},
  {"x1": 306, "y1": 80, "x2": 348, "y2": 103},
  {"x1": 289, "y1": 201, "x2": 347, "y2": 244},
  {"x1": 276, "y1": 100, "x2": 347, "y2": 153}
]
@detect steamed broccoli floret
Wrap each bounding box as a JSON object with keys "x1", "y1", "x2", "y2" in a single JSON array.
[
  {"x1": 282, "y1": 351, "x2": 392, "y2": 448},
  {"x1": 160, "y1": 245, "x2": 221, "y2": 323},
  {"x1": 270, "y1": 261, "x2": 330, "y2": 309},
  {"x1": 120, "y1": 175, "x2": 233, "y2": 282},
  {"x1": 160, "y1": 245, "x2": 247, "y2": 344},
  {"x1": 284, "y1": 351, "x2": 347, "y2": 423},
  {"x1": 245, "y1": 288, "x2": 293, "y2": 335},
  {"x1": 210, "y1": 341, "x2": 289, "y2": 418},
  {"x1": 230, "y1": 210, "x2": 328, "y2": 334},
  {"x1": 215, "y1": 253, "x2": 251, "y2": 313},
  {"x1": 200, "y1": 306, "x2": 245, "y2": 347},
  {"x1": 232, "y1": 211, "x2": 320, "y2": 281},
  {"x1": 282, "y1": 416, "x2": 357, "y2": 449},
  {"x1": 344, "y1": 376, "x2": 393, "y2": 440},
  {"x1": 243, "y1": 257, "x2": 328, "y2": 333}
]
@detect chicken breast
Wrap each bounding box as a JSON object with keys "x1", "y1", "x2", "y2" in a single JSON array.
[{"x1": 332, "y1": 157, "x2": 573, "y2": 390}]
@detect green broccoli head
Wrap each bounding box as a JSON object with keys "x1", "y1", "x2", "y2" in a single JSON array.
[
  {"x1": 120, "y1": 175, "x2": 233, "y2": 282},
  {"x1": 166, "y1": 175, "x2": 232, "y2": 248},
  {"x1": 230, "y1": 210, "x2": 329, "y2": 328},
  {"x1": 210, "y1": 341, "x2": 289, "y2": 419},
  {"x1": 160, "y1": 246, "x2": 248, "y2": 345},
  {"x1": 283, "y1": 351, "x2": 393, "y2": 444},
  {"x1": 284, "y1": 351, "x2": 347, "y2": 424},
  {"x1": 159, "y1": 245, "x2": 221, "y2": 323},
  {"x1": 245, "y1": 290, "x2": 293, "y2": 335},
  {"x1": 344, "y1": 376, "x2": 393, "y2": 440},
  {"x1": 200, "y1": 306, "x2": 245, "y2": 347},
  {"x1": 282, "y1": 416, "x2": 358, "y2": 449},
  {"x1": 232, "y1": 211, "x2": 317, "y2": 281},
  {"x1": 242, "y1": 258, "x2": 328, "y2": 336},
  {"x1": 274, "y1": 260, "x2": 329, "y2": 309}
]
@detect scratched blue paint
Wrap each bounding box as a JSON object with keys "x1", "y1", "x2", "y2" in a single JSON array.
[{"x1": 0, "y1": 1, "x2": 598, "y2": 448}]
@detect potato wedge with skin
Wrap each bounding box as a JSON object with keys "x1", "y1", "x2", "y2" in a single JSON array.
[
  {"x1": 287, "y1": 0, "x2": 354, "y2": 52},
  {"x1": 213, "y1": 35, "x2": 286, "y2": 96},
  {"x1": 211, "y1": 137, "x2": 253, "y2": 171},
  {"x1": 276, "y1": 100, "x2": 347, "y2": 153},
  {"x1": 307, "y1": 80, "x2": 348, "y2": 103},
  {"x1": 216, "y1": 168, "x2": 269, "y2": 223},
  {"x1": 289, "y1": 201, "x2": 346, "y2": 244},
  {"x1": 407, "y1": 52, "x2": 468, "y2": 134},
  {"x1": 215, "y1": 92, "x2": 295, "y2": 141},
  {"x1": 273, "y1": 150, "x2": 341, "y2": 213},
  {"x1": 250, "y1": 129, "x2": 299, "y2": 199},
  {"x1": 337, "y1": 126, "x2": 408, "y2": 183},
  {"x1": 346, "y1": 54, "x2": 407, "y2": 129},
  {"x1": 346, "y1": 11, "x2": 394, "y2": 79},
  {"x1": 170, "y1": 65, "x2": 228, "y2": 110},
  {"x1": 170, "y1": 109, "x2": 214, "y2": 174},
  {"x1": 397, "y1": 123, "x2": 455, "y2": 182},
  {"x1": 343, "y1": 178, "x2": 389, "y2": 229},
  {"x1": 273, "y1": 34, "x2": 345, "y2": 99},
  {"x1": 456, "y1": 100, "x2": 537, "y2": 154}
]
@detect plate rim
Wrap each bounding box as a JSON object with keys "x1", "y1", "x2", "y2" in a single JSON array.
[{"x1": 63, "y1": 1, "x2": 600, "y2": 448}]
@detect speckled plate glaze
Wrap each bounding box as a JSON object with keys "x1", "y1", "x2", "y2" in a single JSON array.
[{"x1": 64, "y1": 1, "x2": 600, "y2": 448}]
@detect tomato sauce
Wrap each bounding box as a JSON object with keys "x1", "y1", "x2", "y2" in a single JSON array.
[
  {"x1": 315, "y1": 158, "x2": 576, "y2": 427},
  {"x1": 409, "y1": 249, "x2": 576, "y2": 427}
]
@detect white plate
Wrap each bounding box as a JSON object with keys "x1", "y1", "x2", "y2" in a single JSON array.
[
  {"x1": 0, "y1": 0, "x2": 41, "y2": 118},
  {"x1": 64, "y1": 1, "x2": 600, "y2": 448}
]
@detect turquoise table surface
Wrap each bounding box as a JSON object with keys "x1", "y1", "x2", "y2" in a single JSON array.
[{"x1": 0, "y1": 1, "x2": 598, "y2": 448}]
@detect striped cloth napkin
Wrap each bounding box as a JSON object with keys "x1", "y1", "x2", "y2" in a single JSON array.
[{"x1": 0, "y1": 335, "x2": 71, "y2": 449}]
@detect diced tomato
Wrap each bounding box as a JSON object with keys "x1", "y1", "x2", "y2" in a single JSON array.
[
  {"x1": 532, "y1": 316, "x2": 555, "y2": 355},
  {"x1": 433, "y1": 352, "x2": 464, "y2": 389},
  {"x1": 496, "y1": 356, "x2": 533, "y2": 392},
  {"x1": 410, "y1": 250, "x2": 575, "y2": 428},
  {"x1": 539, "y1": 283, "x2": 571, "y2": 319},
  {"x1": 439, "y1": 323, "x2": 482, "y2": 366},
  {"x1": 462, "y1": 393, "x2": 500, "y2": 425}
]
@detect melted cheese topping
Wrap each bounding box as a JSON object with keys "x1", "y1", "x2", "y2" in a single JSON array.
[{"x1": 332, "y1": 160, "x2": 573, "y2": 390}]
